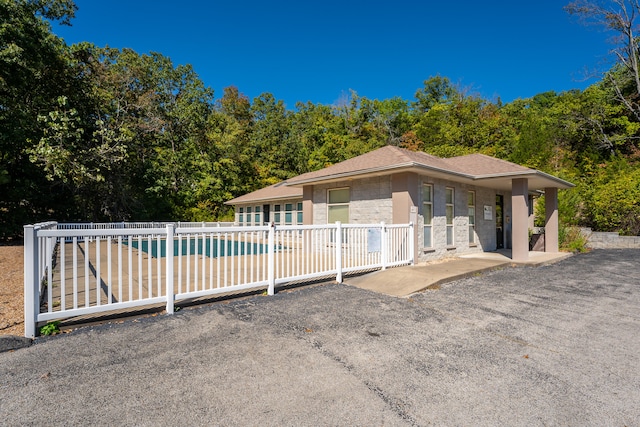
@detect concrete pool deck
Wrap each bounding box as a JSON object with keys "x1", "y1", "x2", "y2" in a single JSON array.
[{"x1": 42, "y1": 242, "x2": 572, "y2": 330}]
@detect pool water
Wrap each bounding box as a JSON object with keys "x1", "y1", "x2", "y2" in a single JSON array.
[{"x1": 130, "y1": 238, "x2": 271, "y2": 258}]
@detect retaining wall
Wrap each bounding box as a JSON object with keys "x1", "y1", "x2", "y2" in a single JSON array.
[{"x1": 580, "y1": 228, "x2": 640, "y2": 249}]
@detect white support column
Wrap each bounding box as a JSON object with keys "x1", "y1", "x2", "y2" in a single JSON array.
[
  {"x1": 512, "y1": 178, "x2": 529, "y2": 262},
  {"x1": 545, "y1": 187, "x2": 559, "y2": 252}
]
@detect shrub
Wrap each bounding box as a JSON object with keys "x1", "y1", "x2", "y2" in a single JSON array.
[
  {"x1": 587, "y1": 160, "x2": 640, "y2": 236},
  {"x1": 559, "y1": 226, "x2": 589, "y2": 253},
  {"x1": 39, "y1": 321, "x2": 60, "y2": 336}
]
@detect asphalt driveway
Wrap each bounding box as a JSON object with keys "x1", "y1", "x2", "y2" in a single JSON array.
[{"x1": 1, "y1": 249, "x2": 639, "y2": 426}]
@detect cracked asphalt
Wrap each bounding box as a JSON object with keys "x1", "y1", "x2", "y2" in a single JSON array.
[{"x1": 1, "y1": 249, "x2": 639, "y2": 426}]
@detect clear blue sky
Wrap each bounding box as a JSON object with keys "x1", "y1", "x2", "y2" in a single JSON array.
[{"x1": 52, "y1": 0, "x2": 615, "y2": 109}]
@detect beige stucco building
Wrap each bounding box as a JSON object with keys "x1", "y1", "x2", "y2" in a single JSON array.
[{"x1": 225, "y1": 146, "x2": 574, "y2": 263}]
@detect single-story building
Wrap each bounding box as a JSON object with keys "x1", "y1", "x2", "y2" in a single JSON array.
[{"x1": 225, "y1": 146, "x2": 574, "y2": 263}]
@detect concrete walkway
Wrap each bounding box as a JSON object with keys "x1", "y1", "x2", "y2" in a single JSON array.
[{"x1": 345, "y1": 250, "x2": 573, "y2": 297}]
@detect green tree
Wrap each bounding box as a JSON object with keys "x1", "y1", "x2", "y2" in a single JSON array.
[
  {"x1": 414, "y1": 92, "x2": 504, "y2": 156},
  {"x1": 500, "y1": 93, "x2": 561, "y2": 170},
  {"x1": 30, "y1": 44, "x2": 215, "y2": 221},
  {"x1": 180, "y1": 86, "x2": 255, "y2": 220},
  {"x1": 0, "y1": 0, "x2": 79, "y2": 238},
  {"x1": 249, "y1": 93, "x2": 301, "y2": 185},
  {"x1": 586, "y1": 158, "x2": 640, "y2": 234},
  {"x1": 289, "y1": 101, "x2": 338, "y2": 171},
  {"x1": 412, "y1": 75, "x2": 458, "y2": 114},
  {"x1": 565, "y1": 0, "x2": 640, "y2": 155}
]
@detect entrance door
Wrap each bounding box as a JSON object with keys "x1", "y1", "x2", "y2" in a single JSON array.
[
  {"x1": 496, "y1": 195, "x2": 504, "y2": 249},
  {"x1": 262, "y1": 204, "x2": 270, "y2": 225}
]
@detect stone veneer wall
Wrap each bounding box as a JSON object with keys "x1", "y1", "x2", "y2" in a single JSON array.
[
  {"x1": 309, "y1": 173, "x2": 527, "y2": 262},
  {"x1": 419, "y1": 176, "x2": 499, "y2": 262},
  {"x1": 580, "y1": 228, "x2": 640, "y2": 249},
  {"x1": 311, "y1": 173, "x2": 511, "y2": 262},
  {"x1": 312, "y1": 175, "x2": 394, "y2": 224}
]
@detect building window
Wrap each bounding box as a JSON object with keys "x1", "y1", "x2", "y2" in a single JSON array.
[
  {"x1": 274, "y1": 204, "x2": 281, "y2": 225},
  {"x1": 246, "y1": 206, "x2": 252, "y2": 226},
  {"x1": 254, "y1": 205, "x2": 261, "y2": 225},
  {"x1": 239, "y1": 207, "x2": 244, "y2": 225},
  {"x1": 297, "y1": 202, "x2": 303, "y2": 224},
  {"x1": 328, "y1": 188, "x2": 349, "y2": 223},
  {"x1": 423, "y1": 184, "x2": 433, "y2": 248},
  {"x1": 285, "y1": 203, "x2": 293, "y2": 225},
  {"x1": 468, "y1": 191, "x2": 476, "y2": 244},
  {"x1": 446, "y1": 187, "x2": 454, "y2": 246}
]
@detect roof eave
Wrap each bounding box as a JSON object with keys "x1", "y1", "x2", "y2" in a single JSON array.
[
  {"x1": 284, "y1": 163, "x2": 414, "y2": 186},
  {"x1": 472, "y1": 171, "x2": 575, "y2": 189},
  {"x1": 224, "y1": 194, "x2": 303, "y2": 205},
  {"x1": 533, "y1": 170, "x2": 575, "y2": 188},
  {"x1": 235, "y1": 163, "x2": 574, "y2": 196}
]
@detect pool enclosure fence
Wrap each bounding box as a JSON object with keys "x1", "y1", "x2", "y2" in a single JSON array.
[{"x1": 24, "y1": 221, "x2": 414, "y2": 337}]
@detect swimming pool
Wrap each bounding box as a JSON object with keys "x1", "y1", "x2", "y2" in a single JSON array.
[{"x1": 129, "y1": 237, "x2": 271, "y2": 258}]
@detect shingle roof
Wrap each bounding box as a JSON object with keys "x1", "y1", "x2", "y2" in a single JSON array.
[
  {"x1": 443, "y1": 153, "x2": 533, "y2": 176},
  {"x1": 226, "y1": 146, "x2": 573, "y2": 205},
  {"x1": 285, "y1": 146, "x2": 454, "y2": 184},
  {"x1": 225, "y1": 182, "x2": 302, "y2": 205}
]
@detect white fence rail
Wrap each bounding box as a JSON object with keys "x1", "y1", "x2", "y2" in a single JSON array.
[{"x1": 24, "y1": 221, "x2": 414, "y2": 337}]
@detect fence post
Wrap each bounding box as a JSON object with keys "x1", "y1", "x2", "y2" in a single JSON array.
[
  {"x1": 335, "y1": 221, "x2": 343, "y2": 283},
  {"x1": 267, "y1": 223, "x2": 275, "y2": 295},
  {"x1": 165, "y1": 224, "x2": 175, "y2": 314},
  {"x1": 408, "y1": 222, "x2": 416, "y2": 265},
  {"x1": 381, "y1": 222, "x2": 387, "y2": 271},
  {"x1": 23, "y1": 225, "x2": 39, "y2": 338}
]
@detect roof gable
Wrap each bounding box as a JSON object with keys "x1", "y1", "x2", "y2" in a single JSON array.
[
  {"x1": 443, "y1": 153, "x2": 533, "y2": 176},
  {"x1": 226, "y1": 146, "x2": 574, "y2": 205},
  {"x1": 225, "y1": 182, "x2": 302, "y2": 205},
  {"x1": 286, "y1": 146, "x2": 453, "y2": 185}
]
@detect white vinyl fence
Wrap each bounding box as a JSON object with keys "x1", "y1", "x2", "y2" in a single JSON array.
[{"x1": 24, "y1": 221, "x2": 414, "y2": 337}]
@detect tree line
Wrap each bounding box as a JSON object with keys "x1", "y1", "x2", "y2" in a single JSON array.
[{"x1": 1, "y1": 0, "x2": 639, "y2": 240}]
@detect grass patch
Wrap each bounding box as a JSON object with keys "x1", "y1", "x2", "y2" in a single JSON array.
[
  {"x1": 559, "y1": 226, "x2": 589, "y2": 253},
  {"x1": 39, "y1": 321, "x2": 60, "y2": 336}
]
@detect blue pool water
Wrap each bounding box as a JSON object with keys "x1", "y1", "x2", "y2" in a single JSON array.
[{"x1": 130, "y1": 238, "x2": 270, "y2": 258}]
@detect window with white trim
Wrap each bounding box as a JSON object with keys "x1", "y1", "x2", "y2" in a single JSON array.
[
  {"x1": 446, "y1": 187, "x2": 454, "y2": 246},
  {"x1": 274, "y1": 204, "x2": 281, "y2": 225},
  {"x1": 285, "y1": 203, "x2": 293, "y2": 225},
  {"x1": 254, "y1": 205, "x2": 261, "y2": 225},
  {"x1": 246, "y1": 206, "x2": 252, "y2": 226},
  {"x1": 423, "y1": 184, "x2": 433, "y2": 248},
  {"x1": 468, "y1": 191, "x2": 476, "y2": 244},
  {"x1": 328, "y1": 188, "x2": 350, "y2": 223},
  {"x1": 239, "y1": 207, "x2": 244, "y2": 225},
  {"x1": 297, "y1": 202, "x2": 303, "y2": 224}
]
